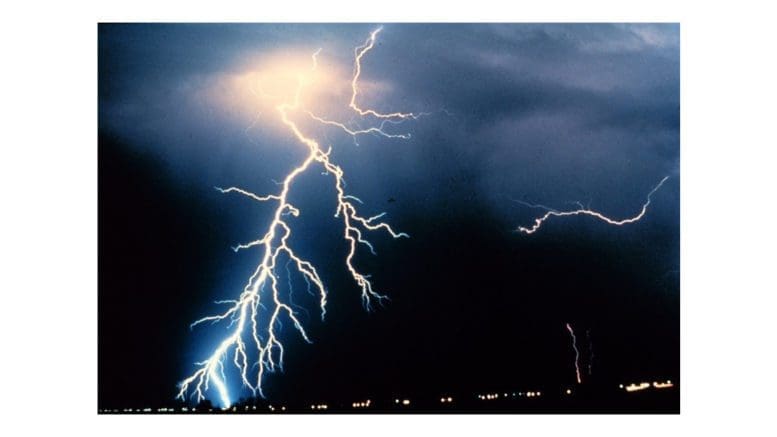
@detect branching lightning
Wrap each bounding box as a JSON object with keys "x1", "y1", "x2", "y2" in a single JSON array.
[
  {"x1": 517, "y1": 176, "x2": 670, "y2": 234},
  {"x1": 177, "y1": 28, "x2": 415, "y2": 408},
  {"x1": 566, "y1": 323, "x2": 582, "y2": 384},
  {"x1": 305, "y1": 27, "x2": 425, "y2": 141},
  {"x1": 348, "y1": 27, "x2": 418, "y2": 120}
]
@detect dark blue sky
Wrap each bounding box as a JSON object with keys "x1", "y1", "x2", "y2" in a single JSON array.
[
  {"x1": 99, "y1": 24, "x2": 679, "y2": 409},
  {"x1": 99, "y1": 24, "x2": 678, "y2": 215}
]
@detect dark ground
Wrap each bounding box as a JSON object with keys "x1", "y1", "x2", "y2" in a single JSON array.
[{"x1": 99, "y1": 381, "x2": 679, "y2": 414}]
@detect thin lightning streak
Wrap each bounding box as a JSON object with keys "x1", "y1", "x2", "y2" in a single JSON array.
[
  {"x1": 214, "y1": 186, "x2": 281, "y2": 203},
  {"x1": 284, "y1": 258, "x2": 311, "y2": 320},
  {"x1": 517, "y1": 176, "x2": 670, "y2": 234},
  {"x1": 566, "y1": 323, "x2": 582, "y2": 384},
  {"x1": 306, "y1": 111, "x2": 412, "y2": 139},
  {"x1": 349, "y1": 27, "x2": 417, "y2": 120},
  {"x1": 177, "y1": 29, "x2": 413, "y2": 408},
  {"x1": 305, "y1": 27, "x2": 426, "y2": 141},
  {"x1": 512, "y1": 199, "x2": 561, "y2": 213}
]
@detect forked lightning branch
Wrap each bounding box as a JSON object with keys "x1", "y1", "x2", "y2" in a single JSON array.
[{"x1": 177, "y1": 28, "x2": 416, "y2": 408}]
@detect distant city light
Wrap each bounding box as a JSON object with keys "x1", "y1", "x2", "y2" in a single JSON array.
[
  {"x1": 653, "y1": 380, "x2": 674, "y2": 389},
  {"x1": 104, "y1": 378, "x2": 675, "y2": 413},
  {"x1": 624, "y1": 382, "x2": 650, "y2": 392},
  {"x1": 352, "y1": 400, "x2": 371, "y2": 408}
]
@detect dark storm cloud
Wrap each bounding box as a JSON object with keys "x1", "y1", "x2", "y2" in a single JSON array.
[
  {"x1": 361, "y1": 24, "x2": 678, "y2": 129},
  {"x1": 98, "y1": 23, "x2": 680, "y2": 281},
  {"x1": 314, "y1": 24, "x2": 681, "y2": 230}
]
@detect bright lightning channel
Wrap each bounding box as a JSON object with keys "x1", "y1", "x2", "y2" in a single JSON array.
[
  {"x1": 566, "y1": 323, "x2": 582, "y2": 384},
  {"x1": 348, "y1": 27, "x2": 417, "y2": 120},
  {"x1": 177, "y1": 28, "x2": 415, "y2": 409},
  {"x1": 305, "y1": 26, "x2": 425, "y2": 141},
  {"x1": 517, "y1": 176, "x2": 670, "y2": 234}
]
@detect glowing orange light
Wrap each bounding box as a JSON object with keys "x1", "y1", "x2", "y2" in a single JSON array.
[{"x1": 625, "y1": 382, "x2": 650, "y2": 392}]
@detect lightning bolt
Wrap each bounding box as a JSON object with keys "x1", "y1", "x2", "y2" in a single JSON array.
[
  {"x1": 349, "y1": 27, "x2": 417, "y2": 120},
  {"x1": 566, "y1": 323, "x2": 582, "y2": 384},
  {"x1": 517, "y1": 176, "x2": 670, "y2": 234},
  {"x1": 177, "y1": 28, "x2": 413, "y2": 408},
  {"x1": 305, "y1": 26, "x2": 425, "y2": 142}
]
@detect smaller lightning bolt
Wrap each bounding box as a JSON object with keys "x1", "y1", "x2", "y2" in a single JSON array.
[
  {"x1": 517, "y1": 176, "x2": 670, "y2": 234},
  {"x1": 566, "y1": 323, "x2": 582, "y2": 384}
]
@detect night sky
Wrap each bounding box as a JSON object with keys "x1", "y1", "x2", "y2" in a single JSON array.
[{"x1": 98, "y1": 23, "x2": 679, "y2": 410}]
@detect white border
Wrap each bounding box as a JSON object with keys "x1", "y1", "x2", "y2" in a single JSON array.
[{"x1": 3, "y1": 0, "x2": 776, "y2": 435}]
